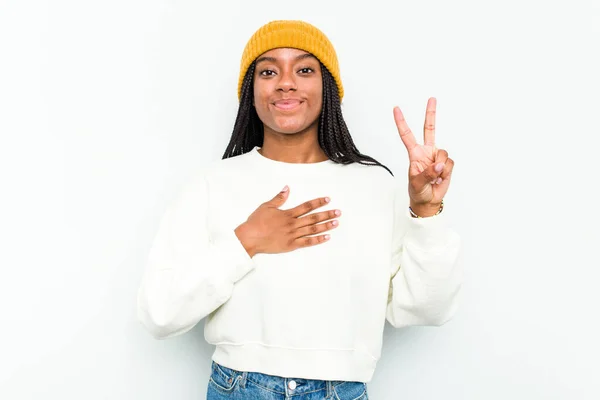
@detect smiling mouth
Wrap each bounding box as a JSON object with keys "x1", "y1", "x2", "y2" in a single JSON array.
[{"x1": 272, "y1": 100, "x2": 302, "y2": 111}]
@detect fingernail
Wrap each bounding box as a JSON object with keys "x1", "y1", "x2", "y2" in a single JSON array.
[
  {"x1": 435, "y1": 163, "x2": 444, "y2": 173},
  {"x1": 281, "y1": 185, "x2": 289, "y2": 192},
  {"x1": 436, "y1": 177, "x2": 442, "y2": 184},
  {"x1": 325, "y1": 197, "x2": 330, "y2": 203}
]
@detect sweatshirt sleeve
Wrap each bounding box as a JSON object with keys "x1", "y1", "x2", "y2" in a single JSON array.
[
  {"x1": 136, "y1": 171, "x2": 257, "y2": 339},
  {"x1": 385, "y1": 181, "x2": 463, "y2": 328}
]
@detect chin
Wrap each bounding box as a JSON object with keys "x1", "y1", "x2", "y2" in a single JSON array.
[
  {"x1": 272, "y1": 119, "x2": 307, "y2": 134},
  {"x1": 277, "y1": 126, "x2": 306, "y2": 134}
]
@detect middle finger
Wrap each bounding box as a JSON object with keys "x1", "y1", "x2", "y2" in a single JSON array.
[{"x1": 295, "y1": 209, "x2": 341, "y2": 229}]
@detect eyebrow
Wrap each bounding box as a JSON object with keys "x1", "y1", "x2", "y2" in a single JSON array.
[{"x1": 255, "y1": 53, "x2": 318, "y2": 65}]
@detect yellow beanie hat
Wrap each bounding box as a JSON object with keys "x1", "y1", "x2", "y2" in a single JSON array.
[{"x1": 238, "y1": 20, "x2": 344, "y2": 101}]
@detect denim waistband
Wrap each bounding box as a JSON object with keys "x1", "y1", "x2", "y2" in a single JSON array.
[{"x1": 212, "y1": 360, "x2": 350, "y2": 396}]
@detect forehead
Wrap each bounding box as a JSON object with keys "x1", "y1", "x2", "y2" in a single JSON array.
[{"x1": 256, "y1": 47, "x2": 316, "y2": 61}]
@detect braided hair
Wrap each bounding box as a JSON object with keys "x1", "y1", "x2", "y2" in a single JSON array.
[{"x1": 222, "y1": 61, "x2": 393, "y2": 176}]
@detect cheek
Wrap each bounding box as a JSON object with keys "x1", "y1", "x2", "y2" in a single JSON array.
[
  {"x1": 255, "y1": 103, "x2": 270, "y2": 123},
  {"x1": 309, "y1": 88, "x2": 323, "y2": 115},
  {"x1": 252, "y1": 89, "x2": 270, "y2": 117},
  {"x1": 316, "y1": 90, "x2": 323, "y2": 109},
  {"x1": 308, "y1": 77, "x2": 323, "y2": 105}
]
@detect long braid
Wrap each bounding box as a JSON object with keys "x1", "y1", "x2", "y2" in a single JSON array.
[
  {"x1": 222, "y1": 63, "x2": 263, "y2": 157},
  {"x1": 222, "y1": 61, "x2": 394, "y2": 177}
]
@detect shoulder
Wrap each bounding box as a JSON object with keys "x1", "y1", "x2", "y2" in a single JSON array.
[
  {"x1": 174, "y1": 152, "x2": 249, "y2": 192},
  {"x1": 191, "y1": 150, "x2": 256, "y2": 180},
  {"x1": 343, "y1": 161, "x2": 397, "y2": 188}
]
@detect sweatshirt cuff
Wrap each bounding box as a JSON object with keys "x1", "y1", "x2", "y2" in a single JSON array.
[
  {"x1": 210, "y1": 228, "x2": 256, "y2": 283},
  {"x1": 403, "y1": 208, "x2": 455, "y2": 251}
]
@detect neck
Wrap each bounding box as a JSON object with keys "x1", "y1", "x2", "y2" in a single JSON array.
[{"x1": 259, "y1": 124, "x2": 328, "y2": 163}]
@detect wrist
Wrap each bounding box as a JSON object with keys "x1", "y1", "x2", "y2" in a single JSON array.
[
  {"x1": 409, "y1": 200, "x2": 443, "y2": 218},
  {"x1": 234, "y1": 223, "x2": 258, "y2": 258}
]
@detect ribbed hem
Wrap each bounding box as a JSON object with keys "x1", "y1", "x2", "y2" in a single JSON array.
[{"x1": 211, "y1": 342, "x2": 377, "y2": 383}]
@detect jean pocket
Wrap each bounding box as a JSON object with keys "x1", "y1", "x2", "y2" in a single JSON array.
[
  {"x1": 209, "y1": 361, "x2": 239, "y2": 394},
  {"x1": 333, "y1": 381, "x2": 368, "y2": 400}
]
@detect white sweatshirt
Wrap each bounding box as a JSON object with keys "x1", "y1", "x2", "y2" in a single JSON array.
[{"x1": 137, "y1": 145, "x2": 462, "y2": 382}]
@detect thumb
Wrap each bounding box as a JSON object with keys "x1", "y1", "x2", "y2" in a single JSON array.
[
  {"x1": 268, "y1": 185, "x2": 290, "y2": 206},
  {"x1": 413, "y1": 163, "x2": 444, "y2": 188}
]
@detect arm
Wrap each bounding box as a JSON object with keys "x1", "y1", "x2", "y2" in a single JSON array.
[
  {"x1": 136, "y1": 171, "x2": 256, "y2": 339},
  {"x1": 386, "y1": 183, "x2": 463, "y2": 328}
]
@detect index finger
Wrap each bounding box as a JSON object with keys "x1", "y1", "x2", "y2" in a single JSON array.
[
  {"x1": 423, "y1": 97, "x2": 436, "y2": 146},
  {"x1": 393, "y1": 106, "x2": 417, "y2": 152},
  {"x1": 286, "y1": 197, "x2": 331, "y2": 218}
]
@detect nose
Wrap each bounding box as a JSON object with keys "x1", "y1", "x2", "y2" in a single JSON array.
[{"x1": 276, "y1": 67, "x2": 297, "y2": 93}]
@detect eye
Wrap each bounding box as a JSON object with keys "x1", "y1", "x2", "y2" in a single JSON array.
[
  {"x1": 298, "y1": 67, "x2": 314, "y2": 74},
  {"x1": 259, "y1": 69, "x2": 276, "y2": 76}
]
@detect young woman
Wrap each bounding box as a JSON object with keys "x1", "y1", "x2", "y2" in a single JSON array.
[{"x1": 137, "y1": 20, "x2": 461, "y2": 400}]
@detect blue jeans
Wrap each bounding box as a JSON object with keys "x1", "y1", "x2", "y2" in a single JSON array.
[{"x1": 207, "y1": 361, "x2": 369, "y2": 399}]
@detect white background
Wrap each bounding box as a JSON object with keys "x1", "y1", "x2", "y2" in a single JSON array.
[{"x1": 1, "y1": 0, "x2": 599, "y2": 399}]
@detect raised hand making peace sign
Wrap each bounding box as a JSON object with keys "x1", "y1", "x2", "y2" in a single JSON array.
[{"x1": 393, "y1": 97, "x2": 454, "y2": 217}]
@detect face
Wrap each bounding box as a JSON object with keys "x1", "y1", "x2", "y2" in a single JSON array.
[{"x1": 252, "y1": 47, "x2": 323, "y2": 135}]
